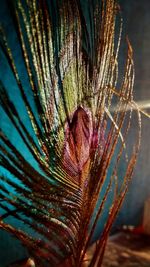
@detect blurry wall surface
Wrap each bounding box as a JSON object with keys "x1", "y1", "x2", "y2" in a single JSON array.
[{"x1": 115, "y1": 0, "x2": 150, "y2": 227}]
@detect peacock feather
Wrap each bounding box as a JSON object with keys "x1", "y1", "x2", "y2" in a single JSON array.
[{"x1": 0, "y1": 0, "x2": 142, "y2": 266}]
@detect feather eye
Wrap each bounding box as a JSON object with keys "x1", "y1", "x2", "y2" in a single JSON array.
[{"x1": 0, "y1": 0, "x2": 141, "y2": 266}]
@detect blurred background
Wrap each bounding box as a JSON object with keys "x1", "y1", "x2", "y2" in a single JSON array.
[
  {"x1": 115, "y1": 0, "x2": 150, "y2": 228},
  {"x1": 0, "y1": 0, "x2": 150, "y2": 266}
]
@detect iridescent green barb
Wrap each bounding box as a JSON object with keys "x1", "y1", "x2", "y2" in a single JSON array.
[{"x1": 0, "y1": 0, "x2": 141, "y2": 266}]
